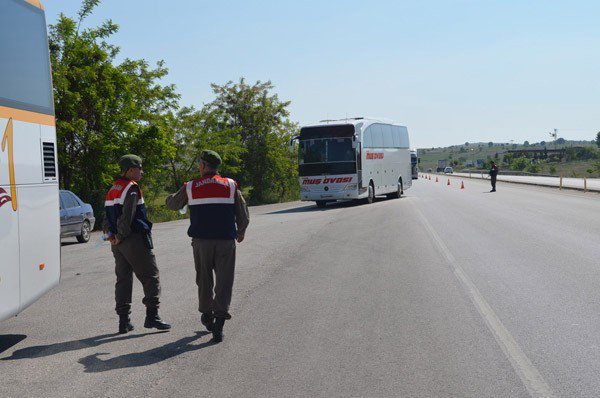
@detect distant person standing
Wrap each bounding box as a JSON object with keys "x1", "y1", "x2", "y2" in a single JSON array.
[
  {"x1": 103, "y1": 154, "x2": 171, "y2": 334},
  {"x1": 166, "y1": 150, "x2": 249, "y2": 343},
  {"x1": 489, "y1": 161, "x2": 499, "y2": 192}
]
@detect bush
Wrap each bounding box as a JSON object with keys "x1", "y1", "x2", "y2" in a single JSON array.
[
  {"x1": 510, "y1": 157, "x2": 530, "y2": 171},
  {"x1": 147, "y1": 202, "x2": 188, "y2": 223},
  {"x1": 526, "y1": 163, "x2": 541, "y2": 173}
]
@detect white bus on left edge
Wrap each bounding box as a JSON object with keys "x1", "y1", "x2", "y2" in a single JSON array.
[{"x1": 0, "y1": 0, "x2": 60, "y2": 321}]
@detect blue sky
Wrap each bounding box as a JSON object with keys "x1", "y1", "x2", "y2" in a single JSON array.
[{"x1": 44, "y1": 0, "x2": 600, "y2": 148}]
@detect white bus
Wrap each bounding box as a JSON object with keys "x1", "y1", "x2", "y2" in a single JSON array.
[
  {"x1": 410, "y1": 149, "x2": 418, "y2": 179},
  {"x1": 294, "y1": 118, "x2": 412, "y2": 207},
  {"x1": 0, "y1": 0, "x2": 60, "y2": 321}
]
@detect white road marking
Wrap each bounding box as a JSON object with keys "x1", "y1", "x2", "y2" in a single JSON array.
[{"x1": 414, "y1": 206, "x2": 556, "y2": 398}]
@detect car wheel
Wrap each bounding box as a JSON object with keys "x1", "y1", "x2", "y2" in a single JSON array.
[{"x1": 76, "y1": 220, "x2": 91, "y2": 243}]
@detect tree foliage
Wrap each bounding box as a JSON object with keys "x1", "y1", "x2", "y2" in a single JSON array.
[
  {"x1": 165, "y1": 106, "x2": 245, "y2": 191},
  {"x1": 204, "y1": 78, "x2": 299, "y2": 204},
  {"x1": 50, "y1": 2, "x2": 301, "y2": 225},
  {"x1": 49, "y1": 0, "x2": 179, "y2": 215}
]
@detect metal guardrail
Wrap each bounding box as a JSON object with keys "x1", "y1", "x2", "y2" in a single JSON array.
[
  {"x1": 457, "y1": 169, "x2": 556, "y2": 177},
  {"x1": 424, "y1": 171, "x2": 600, "y2": 193}
]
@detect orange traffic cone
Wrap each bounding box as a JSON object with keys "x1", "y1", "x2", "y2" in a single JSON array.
[
  {"x1": 461, "y1": 181, "x2": 465, "y2": 189},
  {"x1": 447, "y1": 179, "x2": 450, "y2": 186}
]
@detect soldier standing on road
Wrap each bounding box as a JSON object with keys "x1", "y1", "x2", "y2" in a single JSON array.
[
  {"x1": 489, "y1": 161, "x2": 499, "y2": 192},
  {"x1": 103, "y1": 154, "x2": 171, "y2": 334},
  {"x1": 166, "y1": 150, "x2": 249, "y2": 343}
]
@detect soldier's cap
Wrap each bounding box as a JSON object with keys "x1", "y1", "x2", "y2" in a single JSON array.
[
  {"x1": 118, "y1": 154, "x2": 143, "y2": 171},
  {"x1": 200, "y1": 150, "x2": 222, "y2": 167}
]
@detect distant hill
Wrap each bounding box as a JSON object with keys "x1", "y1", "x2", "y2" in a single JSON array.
[{"x1": 417, "y1": 140, "x2": 598, "y2": 177}]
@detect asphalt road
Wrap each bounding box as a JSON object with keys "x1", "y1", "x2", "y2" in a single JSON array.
[{"x1": 2, "y1": 177, "x2": 600, "y2": 397}]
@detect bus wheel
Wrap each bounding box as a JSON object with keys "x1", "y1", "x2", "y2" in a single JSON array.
[
  {"x1": 316, "y1": 201, "x2": 327, "y2": 208},
  {"x1": 365, "y1": 183, "x2": 375, "y2": 204},
  {"x1": 391, "y1": 182, "x2": 402, "y2": 199},
  {"x1": 77, "y1": 220, "x2": 91, "y2": 243},
  {"x1": 389, "y1": 180, "x2": 403, "y2": 199}
]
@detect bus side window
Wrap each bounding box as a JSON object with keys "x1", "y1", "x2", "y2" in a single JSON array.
[
  {"x1": 381, "y1": 125, "x2": 394, "y2": 148},
  {"x1": 371, "y1": 125, "x2": 383, "y2": 148},
  {"x1": 399, "y1": 127, "x2": 409, "y2": 148},
  {"x1": 392, "y1": 127, "x2": 400, "y2": 147},
  {"x1": 363, "y1": 128, "x2": 372, "y2": 148}
]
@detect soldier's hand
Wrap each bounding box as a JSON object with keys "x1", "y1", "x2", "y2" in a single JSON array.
[
  {"x1": 109, "y1": 236, "x2": 120, "y2": 246},
  {"x1": 236, "y1": 234, "x2": 245, "y2": 243}
]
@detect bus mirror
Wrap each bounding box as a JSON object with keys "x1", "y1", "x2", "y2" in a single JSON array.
[{"x1": 289, "y1": 136, "x2": 298, "y2": 153}]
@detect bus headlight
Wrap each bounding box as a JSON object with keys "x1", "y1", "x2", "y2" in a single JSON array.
[{"x1": 300, "y1": 186, "x2": 311, "y2": 192}]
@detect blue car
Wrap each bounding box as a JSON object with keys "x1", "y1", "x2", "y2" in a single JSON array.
[{"x1": 59, "y1": 190, "x2": 95, "y2": 243}]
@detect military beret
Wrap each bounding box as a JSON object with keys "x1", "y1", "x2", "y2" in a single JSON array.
[
  {"x1": 201, "y1": 150, "x2": 222, "y2": 167},
  {"x1": 118, "y1": 154, "x2": 143, "y2": 170}
]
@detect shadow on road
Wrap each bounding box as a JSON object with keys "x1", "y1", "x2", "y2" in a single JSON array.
[
  {"x1": 266, "y1": 196, "x2": 405, "y2": 215},
  {"x1": 78, "y1": 331, "x2": 212, "y2": 372},
  {"x1": 0, "y1": 335, "x2": 27, "y2": 355},
  {"x1": 1, "y1": 331, "x2": 168, "y2": 360},
  {"x1": 266, "y1": 199, "x2": 377, "y2": 214}
]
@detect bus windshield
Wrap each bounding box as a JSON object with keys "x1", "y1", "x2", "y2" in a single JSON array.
[{"x1": 299, "y1": 138, "x2": 355, "y2": 164}]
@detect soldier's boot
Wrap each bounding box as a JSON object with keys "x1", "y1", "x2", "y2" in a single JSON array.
[
  {"x1": 118, "y1": 314, "x2": 134, "y2": 334},
  {"x1": 212, "y1": 317, "x2": 226, "y2": 343},
  {"x1": 144, "y1": 307, "x2": 172, "y2": 330},
  {"x1": 201, "y1": 312, "x2": 214, "y2": 332}
]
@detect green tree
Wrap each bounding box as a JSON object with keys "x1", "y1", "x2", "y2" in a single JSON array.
[
  {"x1": 49, "y1": 0, "x2": 179, "y2": 217},
  {"x1": 205, "y1": 78, "x2": 298, "y2": 204},
  {"x1": 596, "y1": 131, "x2": 600, "y2": 147},
  {"x1": 510, "y1": 156, "x2": 530, "y2": 171},
  {"x1": 165, "y1": 106, "x2": 245, "y2": 191},
  {"x1": 526, "y1": 162, "x2": 541, "y2": 173}
]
